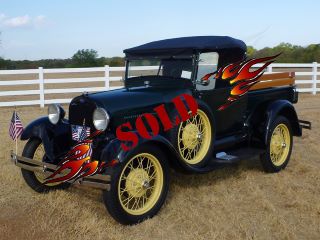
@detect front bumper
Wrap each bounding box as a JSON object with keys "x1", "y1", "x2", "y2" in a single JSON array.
[{"x1": 10, "y1": 151, "x2": 111, "y2": 191}]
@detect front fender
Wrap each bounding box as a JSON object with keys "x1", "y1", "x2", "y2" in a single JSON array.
[
  {"x1": 21, "y1": 117, "x2": 51, "y2": 140},
  {"x1": 21, "y1": 117, "x2": 71, "y2": 162},
  {"x1": 100, "y1": 133, "x2": 179, "y2": 166},
  {"x1": 265, "y1": 100, "x2": 301, "y2": 144}
]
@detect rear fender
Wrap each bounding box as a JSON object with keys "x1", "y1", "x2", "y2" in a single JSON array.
[
  {"x1": 21, "y1": 117, "x2": 71, "y2": 162},
  {"x1": 265, "y1": 100, "x2": 301, "y2": 144}
]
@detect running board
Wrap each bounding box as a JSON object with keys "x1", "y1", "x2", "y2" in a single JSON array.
[
  {"x1": 214, "y1": 152, "x2": 239, "y2": 164},
  {"x1": 10, "y1": 151, "x2": 111, "y2": 191},
  {"x1": 190, "y1": 147, "x2": 266, "y2": 173},
  {"x1": 212, "y1": 147, "x2": 265, "y2": 165}
]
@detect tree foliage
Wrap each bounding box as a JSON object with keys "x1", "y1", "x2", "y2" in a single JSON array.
[
  {"x1": 1, "y1": 43, "x2": 320, "y2": 70},
  {"x1": 71, "y1": 49, "x2": 100, "y2": 67},
  {"x1": 247, "y1": 43, "x2": 320, "y2": 63}
]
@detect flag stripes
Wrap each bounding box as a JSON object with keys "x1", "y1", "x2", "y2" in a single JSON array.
[{"x1": 9, "y1": 111, "x2": 24, "y2": 141}]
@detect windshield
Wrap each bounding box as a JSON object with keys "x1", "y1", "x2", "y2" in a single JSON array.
[{"x1": 126, "y1": 56, "x2": 193, "y2": 80}]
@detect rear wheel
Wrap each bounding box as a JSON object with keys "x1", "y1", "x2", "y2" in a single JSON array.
[
  {"x1": 21, "y1": 138, "x2": 70, "y2": 193},
  {"x1": 103, "y1": 145, "x2": 169, "y2": 225},
  {"x1": 260, "y1": 116, "x2": 293, "y2": 173},
  {"x1": 170, "y1": 106, "x2": 214, "y2": 169}
]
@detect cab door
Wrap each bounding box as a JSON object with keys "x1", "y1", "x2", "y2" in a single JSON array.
[{"x1": 195, "y1": 52, "x2": 247, "y2": 138}]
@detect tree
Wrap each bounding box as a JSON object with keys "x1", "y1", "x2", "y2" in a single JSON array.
[
  {"x1": 246, "y1": 46, "x2": 257, "y2": 57},
  {"x1": 71, "y1": 49, "x2": 99, "y2": 67},
  {"x1": 109, "y1": 57, "x2": 125, "y2": 66}
]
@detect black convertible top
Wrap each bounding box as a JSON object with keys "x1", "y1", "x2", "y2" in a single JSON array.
[{"x1": 124, "y1": 36, "x2": 246, "y2": 58}]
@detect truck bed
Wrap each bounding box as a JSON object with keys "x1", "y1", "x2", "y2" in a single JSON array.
[{"x1": 247, "y1": 72, "x2": 297, "y2": 109}]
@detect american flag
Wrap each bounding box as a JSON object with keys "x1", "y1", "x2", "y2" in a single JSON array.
[
  {"x1": 9, "y1": 111, "x2": 24, "y2": 141},
  {"x1": 71, "y1": 125, "x2": 90, "y2": 142}
]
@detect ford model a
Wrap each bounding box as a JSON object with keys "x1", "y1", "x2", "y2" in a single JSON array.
[{"x1": 11, "y1": 36, "x2": 310, "y2": 224}]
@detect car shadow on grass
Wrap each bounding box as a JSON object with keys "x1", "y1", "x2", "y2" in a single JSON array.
[{"x1": 170, "y1": 156, "x2": 263, "y2": 189}]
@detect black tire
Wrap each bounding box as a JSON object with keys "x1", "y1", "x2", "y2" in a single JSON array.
[
  {"x1": 260, "y1": 116, "x2": 293, "y2": 173},
  {"x1": 103, "y1": 144, "x2": 170, "y2": 225},
  {"x1": 169, "y1": 102, "x2": 215, "y2": 169},
  {"x1": 21, "y1": 138, "x2": 70, "y2": 193}
]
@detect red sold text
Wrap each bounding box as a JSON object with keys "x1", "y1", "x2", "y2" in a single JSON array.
[{"x1": 116, "y1": 94, "x2": 198, "y2": 151}]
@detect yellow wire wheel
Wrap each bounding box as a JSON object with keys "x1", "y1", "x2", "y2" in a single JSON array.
[
  {"x1": 177, "y1": 109, "x2": 212, "y2": 165},
  {"x1": 118, "y1": 153, "x2": 164, "y2": 215},
  {"x1": 33, "y1": 143, "x2": 60, "y2": 187},
  {"x1": 269, "y1": 123, "x2": 291, "y2": 166}
]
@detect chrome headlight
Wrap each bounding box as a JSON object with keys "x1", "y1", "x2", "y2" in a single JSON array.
[
  {"x1": 48, "y1": 104, "x2": 61, "y2": 124},
  {"x1": 93, "y1": 108, "x2": 110, "y2": 131}
]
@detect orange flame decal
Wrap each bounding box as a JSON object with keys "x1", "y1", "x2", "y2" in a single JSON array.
[
  {"x1": 44, "y1": 131, "x2": 107, "y2": 184},
  {"x1": 203, "y1": 54, "x2": 280, "y2": 110}
]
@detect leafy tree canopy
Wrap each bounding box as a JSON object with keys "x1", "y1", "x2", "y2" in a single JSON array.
[{"x1": 71, "y1": 49, "x2": 99, "y2": 67}]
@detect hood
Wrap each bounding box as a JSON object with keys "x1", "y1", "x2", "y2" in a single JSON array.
[
  {"x1": 87, "y1": 87, "x2": 192, "y2": 128},
  {"x1": 89, "y1": 87, "x2": 164, "y2": 114}
]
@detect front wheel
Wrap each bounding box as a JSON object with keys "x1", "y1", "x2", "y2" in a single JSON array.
[
  {"x1": 103, "y1": 145, "x2": 169, "y2": 225},
  {"x1": 21, "y1": 138, "x2": 70, "y2": 193},
  {"x1": 260, "y1": 116, "x2": 293, "y2": 173}
]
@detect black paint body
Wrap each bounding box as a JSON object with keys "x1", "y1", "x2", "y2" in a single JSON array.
[{"x1": 21, "y1": 36, "x2": 302, "y2": 172}]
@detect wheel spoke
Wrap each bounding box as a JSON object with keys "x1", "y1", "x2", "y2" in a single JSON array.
[
  {"x1": 128, "y1": 161, "x2": 134, "y2": 170},
  {"x1": 191, "y1": 116, "x2": 196, "y2": 125},
  {"x1": 180, "y1": 144, "x2": 189, "y2": 152},
  {"x1": 145, "y1": 159, "x2": 152, "y2": 175},
  {"x1": 133, "y1": 197, "x2": 140, "y2": 210},
  {"x1": 123, "y1": 194, "x2": 135, "y2": 207},
  {"x1": 137, "y1": 157, "x2": 143, "y2": 169},
  {"x1": 149, "y1": 170, "x2": 157, "y2": 180},
  {"x1": 143, "y1": 194, "x2": 148, "y2": 206}
]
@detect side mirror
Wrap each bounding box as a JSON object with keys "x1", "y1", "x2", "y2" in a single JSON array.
[
  {"x1": 196, "y1": 79, "x2": 210, "y2": 86},
  {"x1": 196, "y1": 71, "x2": 216, "y2": 86}
]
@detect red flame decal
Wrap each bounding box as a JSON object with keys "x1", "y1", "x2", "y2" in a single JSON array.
[
  {"x1": 203, "y1": 54, "x2": 280, "y2": 110},
  {"x1": 44, "y1": 131, "x2": 107, "y2": 184}
]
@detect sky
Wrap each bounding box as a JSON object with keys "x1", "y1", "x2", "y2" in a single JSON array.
[{"x1": 0, "y1": 0, "x2": 319, "y2": 60}]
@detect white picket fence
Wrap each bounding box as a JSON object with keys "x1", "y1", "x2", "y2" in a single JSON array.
[{"x1": 0, "y1": 63, "x2": 319, "y2": 107}]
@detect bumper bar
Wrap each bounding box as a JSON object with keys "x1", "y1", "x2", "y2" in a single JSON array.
[
  {"x1": 10, "y1": 151, "x2": 111, "y2": 191},
  {"x1": 299, "y1": 120, "x2": 312, "y2": 130}
]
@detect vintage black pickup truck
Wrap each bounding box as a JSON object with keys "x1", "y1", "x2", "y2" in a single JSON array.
[{"x1": 11, "y1": 36, "x2": 311, "y2": 225}]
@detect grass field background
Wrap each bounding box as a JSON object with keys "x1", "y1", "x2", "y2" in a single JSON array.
[{"x1": 0, "y1": 94, "x2": 319, "y2": 240}]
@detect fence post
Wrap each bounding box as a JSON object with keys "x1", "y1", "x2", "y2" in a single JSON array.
[
  {"x1": 39, "y1": 67, "x2": 45, "y2": 107},
  {"x1": 312, "y1": 62, "x2": 317, "y2": 95},
  {"x1": 104, "y1": 65, "x2": 110, "y2": 90},
  {"x1": 267, "y1": 64, "x2": 273, "y2": 73}
]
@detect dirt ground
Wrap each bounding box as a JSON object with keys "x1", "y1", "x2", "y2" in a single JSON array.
[{"x1": 0, "y1": 94, "x2": 319, "y2": 240}]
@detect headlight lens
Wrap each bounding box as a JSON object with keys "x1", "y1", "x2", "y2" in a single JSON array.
[
  {"x1": 48, "y1": 104, "x2": 61, "y2": 124},
  {"x1": 93, "y1": 108, "x2": 110, "y2": 131}
]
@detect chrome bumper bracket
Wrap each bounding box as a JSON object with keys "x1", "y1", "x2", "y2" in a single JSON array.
[{"x1": 10, "y1": 151, "x2": 111, "y2": 191}]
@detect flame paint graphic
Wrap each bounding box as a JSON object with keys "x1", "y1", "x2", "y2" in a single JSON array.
[
  {"x1": 44, "y1": 130, "x2": 108, "y2": 184},
  {"x1": 202, "y1": 54, "x2": 280, "y2": 110}
]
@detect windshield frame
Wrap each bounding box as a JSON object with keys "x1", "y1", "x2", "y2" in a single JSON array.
[{"x1": 124, "y1": 54, "x2": 197, "y2": 83}]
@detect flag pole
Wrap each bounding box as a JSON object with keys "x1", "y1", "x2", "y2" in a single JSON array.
[
  {"x1": 15, "y1": 131, "x2": 18, "y2": 154},
  {"x1": 14, "y1": 106, "x2": 18, "y2": 155}
]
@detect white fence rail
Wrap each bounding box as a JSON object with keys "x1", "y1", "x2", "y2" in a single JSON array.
[{"x1": 0, "y1": 63, "x2": 319, "y2": 107}]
